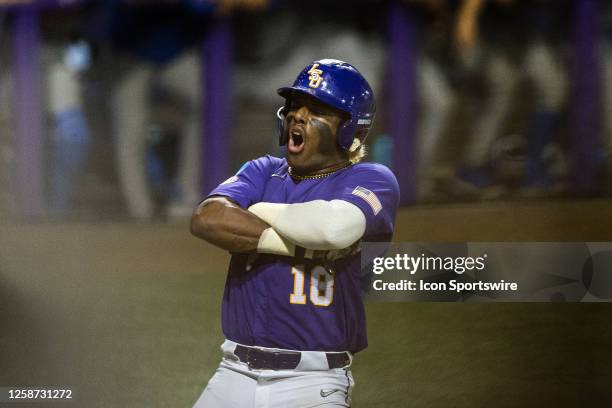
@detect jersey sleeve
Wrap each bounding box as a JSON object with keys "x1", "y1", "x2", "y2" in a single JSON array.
[
  {"x1": 206, "y1": 155, "x2": 277, "y2": 209},
  {"x1": 338, "y1": 164, "x2": 400, "y2": 239}
]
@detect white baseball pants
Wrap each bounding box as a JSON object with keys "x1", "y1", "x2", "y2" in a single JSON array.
[{"x1": 192, "y1": 340, "x2": 354, "y2": 408}]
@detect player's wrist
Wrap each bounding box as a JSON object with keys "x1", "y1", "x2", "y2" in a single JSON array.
[{"x1": 257, "y1": 228, "x2": 296, "y2": 257}]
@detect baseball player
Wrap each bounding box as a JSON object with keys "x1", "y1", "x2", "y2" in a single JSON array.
[{"x1": 190, "y1": 59, "x2": 399, "y2": 407}]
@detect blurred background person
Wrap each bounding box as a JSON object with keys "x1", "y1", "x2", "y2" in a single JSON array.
[
  {"x1": 144, "y1": 85, "x2": 193, "y2": 217},
  {"x1": 106, "y1": 0, "x2": 209, "y2": 219},
  {"x1": 521, "y1": 0, "x2": 570, "y2": 196},
  {"x1": 107, "y1": 0, "x2": 272, "y2": 219},
  {"x1": 453, "y1": 0, "x2": 570, "y2": 200},
  {"x1": 454, "y1": 0, "x2": 524, "y2": 196},
  {"x1": 45, "y1": 36, "x2": 92, "y2": 217},
  {"x1": 402, "y1": 0, "x2": 459, "y2": 202}
]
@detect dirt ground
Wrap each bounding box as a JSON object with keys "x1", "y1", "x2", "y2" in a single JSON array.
[{"x1": 1, "y1": 199, "x2": 612, "y2": 407}]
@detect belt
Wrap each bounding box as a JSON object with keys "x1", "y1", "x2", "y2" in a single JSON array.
[{"x1": 234, "y1": 345, "x2": 351, "y2": 370}]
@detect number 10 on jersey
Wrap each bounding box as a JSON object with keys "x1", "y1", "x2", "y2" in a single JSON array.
[{"x1": 290, "y1": 265, "x2": 334, "y2": 306}]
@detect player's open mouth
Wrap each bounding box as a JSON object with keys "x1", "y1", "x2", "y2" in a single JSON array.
[{"x1": 288, "y1": 127, "x2": 305, "y2": 154}]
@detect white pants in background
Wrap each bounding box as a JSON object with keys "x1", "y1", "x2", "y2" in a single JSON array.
[
  {"x1": 193, "y1": 340, "x2": 354, "y2": 408},
  {"x1": 113, "y1": 51, "x2": 201, "y2": 219}
]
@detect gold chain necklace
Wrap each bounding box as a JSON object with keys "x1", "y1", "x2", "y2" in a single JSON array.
[{"x1": 288, "y1": 161, "x2": 353, "y2": 180}]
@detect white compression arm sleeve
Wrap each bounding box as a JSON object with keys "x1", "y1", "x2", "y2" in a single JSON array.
[
  {"x1": 257, "y1": 227, "x2": 296, "y2": 257},
  {"x1": 248, "y1": 200, "x2": 366, "y2": 250}
]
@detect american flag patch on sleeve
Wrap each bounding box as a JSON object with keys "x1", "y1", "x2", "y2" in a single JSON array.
[
  {"x1": 220, "y1": 175, "x2": 238, "y2": 185},
  {"x1": 352, "y1": 186, "x2": 382, "y2": 215}
]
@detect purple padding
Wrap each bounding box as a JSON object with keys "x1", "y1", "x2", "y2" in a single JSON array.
[
  {"x1": 202, "y1": 19, "x2": 233, "y2": 195},
  {"x1": 387, "y1": 2, "x2": 417, "y2": 205},
  {"x1": 570, "y1": 0, "x2": 602, "y2": 194},
  {"x1": 12, "y1": 6, "x2": 44, "y2": 218}
]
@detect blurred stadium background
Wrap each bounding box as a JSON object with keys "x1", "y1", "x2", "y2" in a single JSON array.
[{"x1": 1, "y1": 0, "x2": 612, "y2": 407}]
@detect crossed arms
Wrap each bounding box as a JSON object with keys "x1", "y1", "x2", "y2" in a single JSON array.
[{"x1": 190, "y1": 197, "x2": 366, "y2": 255}]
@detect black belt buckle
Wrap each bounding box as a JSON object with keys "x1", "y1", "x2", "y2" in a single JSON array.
[{"x1": 326, "y1": 352, "x2": 350, "y2": 369}]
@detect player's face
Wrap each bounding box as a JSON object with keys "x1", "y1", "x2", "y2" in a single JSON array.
[{"x1": 284, "y1": 94, "x2": 349, "y2": 174}]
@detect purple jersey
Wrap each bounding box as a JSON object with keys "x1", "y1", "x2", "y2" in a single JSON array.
[{"x1": 207, "y1": 155, "x2": 399, "y2": 353}]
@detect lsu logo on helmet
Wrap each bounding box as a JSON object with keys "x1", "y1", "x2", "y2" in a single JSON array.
[{"x1": 307, "y1": 64, "x2": 324, "y2": 89}]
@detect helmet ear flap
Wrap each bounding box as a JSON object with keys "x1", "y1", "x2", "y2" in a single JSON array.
[
  {"x1": 337, "y1": 121, "x2": 353, "y2": 150},
  {"x1": 338, "y1": 121, "x2": 372, "y2": 151},
  {"x1": 277, "y1": 105, "x2": 289, "y2": 146}
]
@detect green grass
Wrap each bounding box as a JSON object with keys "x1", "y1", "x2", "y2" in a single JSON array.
[
  {"x1": 2, "y1": 222, "x2": 612, "y2": 407},
  {"x1": 96, "y1": 275, "x2": 612, "y2": 407},
  {"x1": 90, "y1": 273, "x2": 226, "y2": 408}
]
